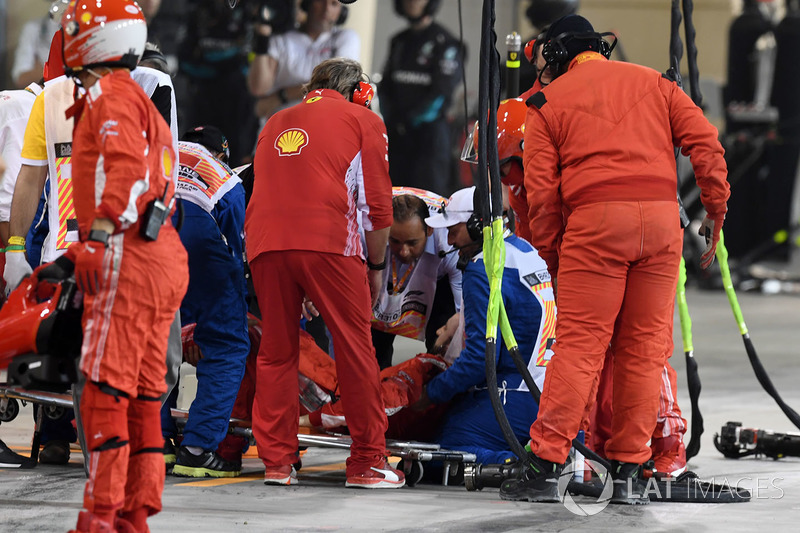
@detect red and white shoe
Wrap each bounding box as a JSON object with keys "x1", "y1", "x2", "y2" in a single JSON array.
[
  {"x1": 264, "y1": 464, "x2": 298, "y2": 486},
  {"x1": 651, "y1": 435, "x2": 687, "y2": 478},
  {"x1": 346, "y1": 459, "x2": 405, "y2": 489}
]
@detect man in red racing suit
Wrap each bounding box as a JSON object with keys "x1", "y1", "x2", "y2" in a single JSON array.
[
  {"x1": 500, "y1": 15, "x2": 729, "y2": 505},
  {"x1": 48, "y1": 2, "x2": 188, "y2": 531}
]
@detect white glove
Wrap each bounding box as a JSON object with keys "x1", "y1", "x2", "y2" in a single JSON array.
[{"x1": 3, "y1": 251, "x2": 33, "y2": 296}]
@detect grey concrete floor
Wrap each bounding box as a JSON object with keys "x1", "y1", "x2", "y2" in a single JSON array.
[{"x1": 1, "y1": 287, "x2": 800, "y2": 532}]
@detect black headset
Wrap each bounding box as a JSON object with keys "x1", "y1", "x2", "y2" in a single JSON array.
[
  {"x1": 540, "y1": 31, "x2": 617, "y2": 78},
  {"x1": 300, "y1": 0, "x2": 348, "y2": 25},
  {"x1": 466, "y1": 187, "x2": 484, "y2": 242}
]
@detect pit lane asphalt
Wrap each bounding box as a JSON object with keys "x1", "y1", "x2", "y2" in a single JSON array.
[{"x1": 2, "y1": 286, "x2": 799, "y2": 532}]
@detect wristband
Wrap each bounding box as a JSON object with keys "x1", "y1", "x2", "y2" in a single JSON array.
[
  {"x1": 3, "y1": 244, "x2": 25, "y2": 253},
  {"x1": 254, "y1": 34, "x2": 271, "y2": 55},
  {"x1": 366, "y1": 258, "x2": 387, "y2": 271},
  {"x1": 88, "y1": 229, "x2": 110, "y2": 247},
  {"x1": 7, "y1": 236, "x2": 25, "y2": 246},
  {"x1": 277, "y1": 88, "x2": 289, "y2": 104}
]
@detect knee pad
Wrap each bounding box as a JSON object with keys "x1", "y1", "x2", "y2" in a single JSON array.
[
  {"x1": 81, "y1": 381, "x2": 130, "y2": 452},
  {"x1": 128, "y1": 395, "x2": 164, "y2": 455}
]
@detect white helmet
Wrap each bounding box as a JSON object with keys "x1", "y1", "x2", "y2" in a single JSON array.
[{"x1": 60, "y1": 0, "x2": 147, "y2": 74}]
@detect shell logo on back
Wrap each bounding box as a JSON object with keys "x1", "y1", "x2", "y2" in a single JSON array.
[{"x1": 275, "y1": 128, "x2": 309, "y2": 156}]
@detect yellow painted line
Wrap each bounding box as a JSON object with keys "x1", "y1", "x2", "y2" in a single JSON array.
[
  {"x1": 9, "y1": 446, "x2": 30, "y2": 453},
  {"x1": 175, "y1": 460, "x2": 351, "y2": 487},
  {"x1": 298, "y1": 462, "x2": 347, "y2": 472},
  {"x1": 175, "y1": 472, "x2": 262, "y2": 487}
]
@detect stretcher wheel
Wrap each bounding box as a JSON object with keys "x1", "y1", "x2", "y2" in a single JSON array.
[
  {"x1": 398, "y1": 459, "x2": 424, "y2": 487},
  {"x1": 43, "y1": 405, "x2": 66, "y2": 420},
  {"x1": 0, "y1": 397, "x2": 20, "y2": 422}
]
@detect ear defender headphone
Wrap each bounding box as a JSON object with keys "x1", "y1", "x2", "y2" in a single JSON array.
[
  {"x1": 466, "y1": 187, "x2": 484, "y2": 242},
  {"x1": 524, "y1": 30, "x2": 548, "y2": 65},
  {"x1": 300, "y1": 0, "x2": 348, "y2": 25},
  {"x1": 351, "y1": 80, "x2": 374, "y2": 108},
  {"x1": 466, "y1": 212, "x2": 483, "y2": 242},
  {"x1": 540, "y1": 31, "x2": 617, "y2": 77}
]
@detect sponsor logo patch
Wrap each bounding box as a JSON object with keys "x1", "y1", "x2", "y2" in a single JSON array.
[{"x1": 275, "y1": 128, "x2": 309, "y2": 156}]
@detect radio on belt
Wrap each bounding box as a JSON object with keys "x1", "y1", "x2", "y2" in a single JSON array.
[{"x1": 140, "y1": 183, "x2": 173, "y2": 241}]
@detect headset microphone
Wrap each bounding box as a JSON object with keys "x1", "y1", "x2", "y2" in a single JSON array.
[{"x1": 438, "y1": 241, "x2": 481, "y2": 258}]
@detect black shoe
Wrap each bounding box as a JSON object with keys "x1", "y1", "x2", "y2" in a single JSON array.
[
  {"x1": 609, "y1": 461, "x2": 650, "y2": 505},
  {"x1": 499, "y1": 453, "x2": 563, "y2": 503},
  {"x1": 0, "y1": 440, "x2": 36, "y2": 469},
  {"x1": 171, "y1": 446, "x2": 241, "y2": 478},
  {"x1": 163, "y1": 437, "x2": 177, "y2": 474},
  {"x1": 39, "y1": 440, "x2": 70, "y2": 465}
]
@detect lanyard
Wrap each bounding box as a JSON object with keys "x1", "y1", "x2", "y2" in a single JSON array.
[{"x1": 390, "y1": 257, "x2": 417, "y2": 295}]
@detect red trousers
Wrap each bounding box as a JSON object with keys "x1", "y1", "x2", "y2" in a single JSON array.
[
  {"x1": 250, "y1": 251, "x2": 387, "y2": 476},
  {"x1": 588, "y1": 348, "x2": 687, "y2": 457},
  {"x1": 80, "y1": 229, "x2": 187, "y2": 516},
  {"x1": 530, "y1": 201, "x2": 682, "y2": 465}
]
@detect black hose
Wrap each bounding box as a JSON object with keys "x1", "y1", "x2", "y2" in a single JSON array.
[
  {"x1": 458, "y1": 0, "x2": 470, "y2": 141},
  {"x1": 485, "y1": 341, "x2": 528, "y2": 460},
  {"x1": 476, "y1": 0, "x2": 527, "y2": 462},
  {"x1": 670, "y1": 0, "x2": 705, "y2": 461},
  {"x1": 669, "y1": 0, "x2": 683, "y2": 74},
  {"x1": 682, "y1": 0, "x2": 703, "y2": 106}
]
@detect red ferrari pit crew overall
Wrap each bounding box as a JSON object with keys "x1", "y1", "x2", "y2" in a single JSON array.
[
  {"x1": 246, "y1": 88, "x2": 393, "y2": 478},
  {"x1": 69, "y1": 70, "x2": 187, "y2": 520},
  {"x1": 524, "y1": 52, "x2": 729, "y2": 465}
]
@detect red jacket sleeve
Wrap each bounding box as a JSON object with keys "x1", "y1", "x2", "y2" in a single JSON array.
[
  {"x1": 88, "y1": 85, "x2": 153, "y2": 231},
  {"x1": 358, "y1": 111, "x2": 393, "y2": 232},
  {"x1": 523, "y1": 103, "x2": 563, "y2": 278},
  {"x1": 661, "y1": 77, "x2": 730, "y2": 217}
]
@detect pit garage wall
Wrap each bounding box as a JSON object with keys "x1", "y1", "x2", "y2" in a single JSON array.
[
  {"x1": 0, "y1": 0, "x2": 6, "y2": 89},
  {"x1": 2, "y1": 1, "x2": 739, "y2": 97},
  {"x1": 359, "y1": 0, "x2": 739, "y2": 116},
  {"x1": 576, "y1": 0, "x2": 736, "y2": 84}
]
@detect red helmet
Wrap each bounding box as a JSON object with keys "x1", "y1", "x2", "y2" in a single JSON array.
[
  {"x1": 460, "y1": 98, "x2": 526, "y2": 165},
  {"x1": 60, "y1": 0, "x2": 147, "y2": 75},
  {"x1": 496, "y1": 98, "x2": 526, "y2": 166},
  {"x1": 461, "y1": 98, "x2": 527, "y2": 186}
]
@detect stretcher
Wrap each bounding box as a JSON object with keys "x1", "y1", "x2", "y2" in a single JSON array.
[
  {"x1": 0, "y1": 384, "x2": 477, "y2": 487},
  {"x1": 0, "y1": 277, "x2": 477, "y2": 485},
  {"x1": 169, "y1": 408, "x2": 477, "y2": 487},
  {"x1": 0, "y1": 385, "x2": 74, "y2": 463}
]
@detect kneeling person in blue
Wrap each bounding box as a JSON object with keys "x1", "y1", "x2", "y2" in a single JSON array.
[
  {"x1": 161, "y1": 126, "x2": 249, "y2": 477},
  {"x1": 422, "y1": 187, "x2": 556, "y2": 465}
]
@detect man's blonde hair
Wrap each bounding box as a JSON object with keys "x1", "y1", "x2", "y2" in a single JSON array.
[{"x1": 303, "y1": 57, "x2": 364, "y2": 98}]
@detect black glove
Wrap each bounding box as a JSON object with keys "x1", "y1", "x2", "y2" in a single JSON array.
[{"x1": 36, "y1": 254, "x2": 75, "y2": 283}]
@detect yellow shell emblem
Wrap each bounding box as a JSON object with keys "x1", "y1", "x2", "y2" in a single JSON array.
[
  {"x1": 275, "y1": 128, "x2": 309, "y2": 156},
  {"x1": 162, "y1": 147, "x2": 173, "y2": 177}
]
